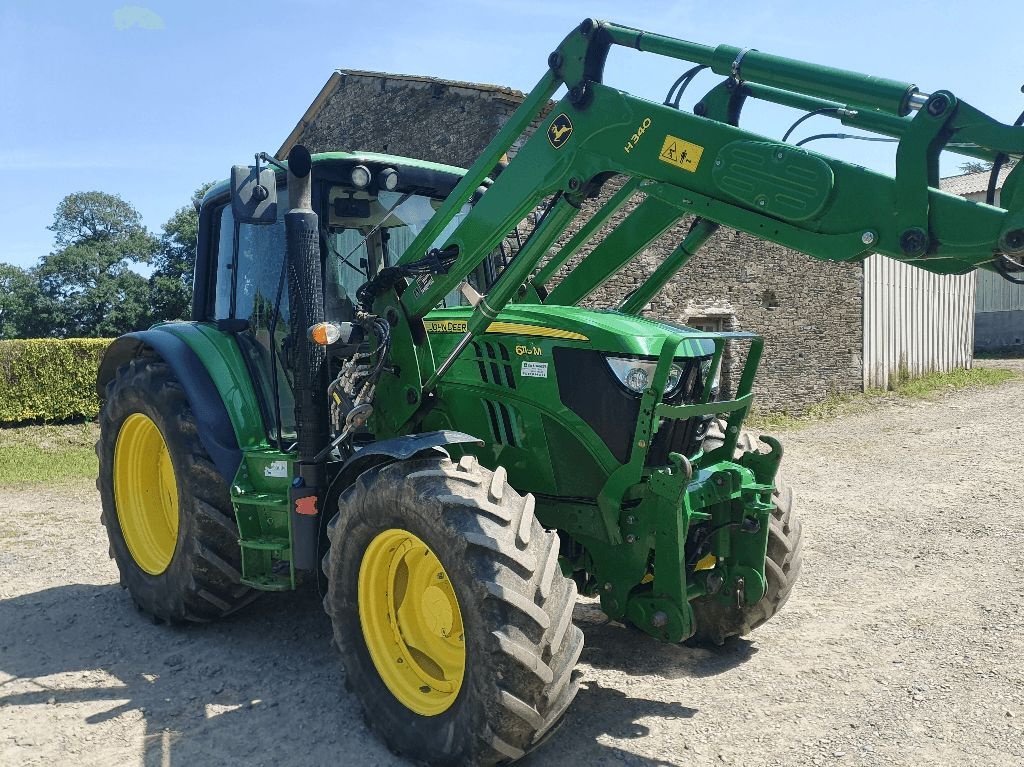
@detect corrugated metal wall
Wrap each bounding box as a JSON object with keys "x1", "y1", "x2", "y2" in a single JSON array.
[
  {"x1": 863, "y1": 256, "x2": 975, "y2": 390},
  {"x1": 976, "y1": 269, "x2": 1024, "y2": 312},
  {"x1": 975, "y1": 269, "x2": 1024, "y2": 351}
]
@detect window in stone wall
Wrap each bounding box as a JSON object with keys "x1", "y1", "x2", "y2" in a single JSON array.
[{"x1": 687, "y1": 315, "x2": 728, "y2": 333}]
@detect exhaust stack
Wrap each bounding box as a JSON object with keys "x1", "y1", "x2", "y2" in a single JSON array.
[{"x1": 284, "y1": 145, "x2": 328, "y2": 570}]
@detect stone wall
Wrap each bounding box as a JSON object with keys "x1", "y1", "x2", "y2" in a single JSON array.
[
  {"x1": 289, "y1": 71, "x2": 526, "y2": 169},
  {"x1": 287, "y1": 72, "x2": 865, "y2": 411}
]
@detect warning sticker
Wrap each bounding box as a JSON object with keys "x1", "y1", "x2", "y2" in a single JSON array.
[
  {"x1": 521, "y1": 361, "x2": 548, "y2": 379},
  {"x1": 658, "y1": 135, "x2": 704, "y2": 172}
]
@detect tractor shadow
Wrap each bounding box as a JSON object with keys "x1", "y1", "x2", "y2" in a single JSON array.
[
  {"x1": 572, "y1": 598, "x2": 759, "y2": 679},
  {"x1": 0, "y1": 582, "x2": 402, "y2": 766},
  {"x1": 1, "y1": 587, "x2": 750, "y2": 766},
  {"x1": 523, "y1": 680, "x2": 697, "y2": 767},
  {"x1": 523, "y1": 599, "x2": 757, "y2": 766}
]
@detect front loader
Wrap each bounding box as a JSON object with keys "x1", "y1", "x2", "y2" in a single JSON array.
[{"x1": 96, "y1": 18, "x2": 1024, "y2": 766}]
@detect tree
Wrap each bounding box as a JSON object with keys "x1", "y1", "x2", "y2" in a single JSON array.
[
  {"x1": 37, "y1": 192, "x2": 158, "y2": 337},
  {"x1": 0, "y1": 263, "x2": 63, "y2": 339},
  {"x1": 1, "y1": 264, "x2": 38, "y2": 338},
  {"x1": 149, "y1": 182, "x2": 215, "y2": 321}
]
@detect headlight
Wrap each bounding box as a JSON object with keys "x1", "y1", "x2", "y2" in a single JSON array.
[{"x1": 605, "y1": 357, "x2": 684, "y2": 395}]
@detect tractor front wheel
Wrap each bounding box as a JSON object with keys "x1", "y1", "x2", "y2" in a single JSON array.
[
  {"x1": 97, "y1": 355, "x2": 256, "y2": 622},
  {"x1": 324, "y1": 454, "x2": 582, "y2": 765}
]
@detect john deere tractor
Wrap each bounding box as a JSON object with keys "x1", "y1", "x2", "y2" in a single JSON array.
[{"x1": 97, "y1": 18, "x2": 1024, "y2": 765}]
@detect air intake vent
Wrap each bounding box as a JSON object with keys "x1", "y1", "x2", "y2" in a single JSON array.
[
  {"x1": 482, "y1": 400, "x2": 520, "y2": 447},
  {"x1": 471, "y1": 341, "x2": 517, "y2": 389}
]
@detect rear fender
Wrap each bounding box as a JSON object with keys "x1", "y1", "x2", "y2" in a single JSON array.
[{"x1": 97, "y1": 328, "x2": 246, "y2": 483}]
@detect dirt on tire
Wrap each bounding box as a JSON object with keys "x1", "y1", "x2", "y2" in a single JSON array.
[{"x1": 2, "y1": 361, "x2": 1023, "y2": 766}]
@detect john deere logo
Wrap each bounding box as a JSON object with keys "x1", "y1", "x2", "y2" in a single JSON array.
[{"x1": 547, "y1": 114, "x2": 573, "y2": 149}]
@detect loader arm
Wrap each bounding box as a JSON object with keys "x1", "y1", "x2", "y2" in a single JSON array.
[{"x1": 377, "y1": 17, "x2": 1023, "y2": 393}]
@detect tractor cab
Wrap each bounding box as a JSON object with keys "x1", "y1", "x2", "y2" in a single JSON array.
[{"x1": 191, "y1": 152, "x2": 483, "y2": 443}]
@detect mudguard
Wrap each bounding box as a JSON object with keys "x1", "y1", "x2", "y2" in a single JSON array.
[
  {"x1": 97, "y1": 330, "x2": 242, "y2": 483},
  {"x1": 314, "y1": 431, "x2": 484, "y2": 582},
  {"x1": 329, "y1": 430, "x2": 484, "y2": 496}
]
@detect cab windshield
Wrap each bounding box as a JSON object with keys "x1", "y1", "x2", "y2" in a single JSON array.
[{"x1": 323, "y1": 189, "x2": 471, "y2": 320}]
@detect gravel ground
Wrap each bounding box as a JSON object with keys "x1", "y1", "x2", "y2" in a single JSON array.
[{"x1": 2, "y1": 362, "x2": 1023, "y2": 767}]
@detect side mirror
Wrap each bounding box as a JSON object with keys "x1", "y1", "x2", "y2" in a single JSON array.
[{"x1": 230, "y1": 164, "x2": 277, "y2": 224}]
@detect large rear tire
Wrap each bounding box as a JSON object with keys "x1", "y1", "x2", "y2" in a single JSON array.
[
  {"x1": 689, "y1": 423, "x2": 803, "y2": 645},
  {"x1": 324, "y1": 454, "x2": 582, "y2": 766},
  {"x1": 97, "y1": 355, "x2": 256, "y2": 622}
]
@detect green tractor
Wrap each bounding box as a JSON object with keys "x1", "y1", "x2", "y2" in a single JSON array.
[{"x1": 97, "y1": 19, "x2": 1023, "y2": 765}]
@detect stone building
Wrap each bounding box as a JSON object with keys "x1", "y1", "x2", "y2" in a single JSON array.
[{"x1": 280, "y1": 70, "x2": 974, "y2": 411}]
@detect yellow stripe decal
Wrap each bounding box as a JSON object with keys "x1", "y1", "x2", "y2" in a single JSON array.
[
  {"x1": 485, "y1": 322, "x2": 589, "y2": 342},
  {"x1": 423, "y1": 319, "x2": 588, "y2": 342}
]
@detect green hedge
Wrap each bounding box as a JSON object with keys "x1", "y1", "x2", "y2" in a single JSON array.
[{"x1": 0, "y1": 338, "x2": 113, "y2": 423}]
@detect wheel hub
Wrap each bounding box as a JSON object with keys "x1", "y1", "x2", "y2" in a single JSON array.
[
  {"x1": 358, "y1": 529, "x2": 465, "y2": 716},
  {"x1": 113, "y1": 413, "x2": 179, "y2": 575}
]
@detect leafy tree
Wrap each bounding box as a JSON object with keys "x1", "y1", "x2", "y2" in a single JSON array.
[
  {"x1": 1, "y1": 264, "x2": 37, "y2": 338},
  {"x1": 149, "y1": 182, "x2": 215, "y2": 321},
  {"x1": 0, "y1": 264, "x2": 63, "y2": 339},
  {"x1": 37, "y1": 192, "x2": 158, "y2": 337}
]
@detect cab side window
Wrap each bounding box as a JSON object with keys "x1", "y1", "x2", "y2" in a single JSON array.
[
  {"x1": 210, "y1": 191, "x2": 296, "y2": 441},
  {"x1": 214, "y1": 205, "x2": 234, "y2": 318}
]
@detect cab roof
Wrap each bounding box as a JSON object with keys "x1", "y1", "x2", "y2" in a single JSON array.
[{"x1": 201, "y1": 151, "x2": 469, "y2": 209}]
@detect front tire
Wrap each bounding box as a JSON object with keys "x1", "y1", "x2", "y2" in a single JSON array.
[
  {"x1": 324, "y1": 454, "x2": 582, "y2": 766},
  {"x1": 97, "y1": 355, "x2": 256, "y2": 622}
]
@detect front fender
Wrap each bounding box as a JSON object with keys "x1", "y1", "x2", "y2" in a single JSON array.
[{"x1": 314, "y1": 431, "x2": 483, "y2": 584}]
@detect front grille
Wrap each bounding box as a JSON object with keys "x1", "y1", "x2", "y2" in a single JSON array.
[
  {"x1": 647, "y1": 359, "x2": 713, "y2": 465},
  {"x1": 553, "y1": 348, "x2": 711, "y2": 465}
]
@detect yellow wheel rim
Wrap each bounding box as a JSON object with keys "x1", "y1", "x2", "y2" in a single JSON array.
[
  {"x1": 358, "y1": 528, "x2": 465, "y2": 716},
  {"x1": 113, "y1": 413, "x2": 179, "y2": 575}
]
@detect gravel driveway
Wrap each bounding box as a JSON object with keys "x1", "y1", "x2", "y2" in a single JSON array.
[{"x1": 2, "y1": 362, "x2": 1023, "y2": 766}]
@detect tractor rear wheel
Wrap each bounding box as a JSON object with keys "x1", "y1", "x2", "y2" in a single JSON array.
[
  {"x1": 97, "y1": 355, "x2": 256, "y2": 622},
  {"x1": 688, "y1": 422, "x2": 803, "y2": 645},
  {"x1": 324, "y1": 454, "x2": 582, "y2": 766}
]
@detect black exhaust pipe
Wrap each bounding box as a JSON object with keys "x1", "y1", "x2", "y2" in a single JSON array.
[{"x1": 284, "y1": 145, "x2": 328, "y2": 570}]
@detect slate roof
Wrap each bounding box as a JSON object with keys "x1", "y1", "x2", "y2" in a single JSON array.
[{"x1": 940, "y1": 166, "x2": 1012, "y2": 196}]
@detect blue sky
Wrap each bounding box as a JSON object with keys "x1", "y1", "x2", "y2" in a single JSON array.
[{"x1": 0, "y1": 0, "x2": 1017, "y2": 269}]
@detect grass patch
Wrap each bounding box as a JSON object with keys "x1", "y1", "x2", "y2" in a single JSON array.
[
  {"x1": 0, "y1": 422, "x2": 99, "y2": 486},
  {"x1": 746, "y1": 366, "x2": 1019, "y2": 431},
  {"x1": 890, "y1": 366, "x2": 1015, "y2": 397}
]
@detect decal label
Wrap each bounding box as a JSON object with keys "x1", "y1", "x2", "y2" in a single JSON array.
[
  {"x1": 624, "y1": 117, "x2": 652, "y2": 154},
  {"x1": 424, "y1": 319, "x2": 469, "y2": 334},
  {"x1": 658, "y1": 135, "x2": 704, "y2": 172},
  {"x1": 521, "y1": 361, "x2": 549, "y2": 378},
  {"x1": 547, "y1": 114, "x2": 574, "y2": 149},
  {"x1": 423, "y1": 319, "x2": 589, "y2": 342},
  {"x1": 515, "y1": 344, "x2": 543, "y2": 356},
  {"x1": 264, "y1": 460, "x2": 288, "y2": 478}
]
